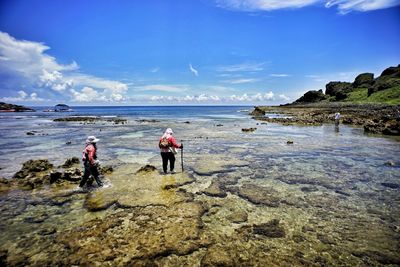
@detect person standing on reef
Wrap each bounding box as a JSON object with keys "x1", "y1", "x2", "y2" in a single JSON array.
[
  {"x1": 335, "y1": 112, "x2": 341, "y2": 127},
  {"x1": 159, "y1": 128, "x2": 183, "y2": 174},
  {"x1": 79, "y1": 136, "x2": 103, "y2": 187}
]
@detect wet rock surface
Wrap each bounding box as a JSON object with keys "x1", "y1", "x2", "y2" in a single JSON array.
[
  {"x1": 252, "y1": 219, "x2": 286, "y2": 238},
  {"x1": 229, "y1": 183, "x2": 280, "y2": 207},
  {"x1": 253, "y1": 103, "x2": 400, "y2": 135},
  {"x1": 0, "y1": 109, "x2": 399, "y2": 266},
  {"x1": 13, "y1": 159, "x2": 53, "y2": 179}
]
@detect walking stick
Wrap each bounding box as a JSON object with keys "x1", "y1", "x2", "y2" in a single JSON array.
[{"x1": 181, "y1": 141, "x2": 184, "y2": 172}]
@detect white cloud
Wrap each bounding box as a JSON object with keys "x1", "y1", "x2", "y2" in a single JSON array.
[
  {"x1": 145, "y1": 92, "x2": 276, "y2": 103},
  {"x1": 0, "y1": 90, "x2": 44, "y2": 102},
  {"x1": 278, "y1": 94, "x2": 291, "y2": 101},
  {"x1": 150, "y1": 67, "x2": 160, "y2": 73},
  {"x1": 221, "y1": 78, "x2": 259, "y2": 84},
  {"x1": 270, "y1": 73, "x2": 290, "y2": 77},
  {"x1": 18, "y1": 90, "x2": 28, "y2": 99},
  {"x1": 217, "y1": 62, "x2": 266, "y2": 72},
  {"x1": 216, "y1": 0, "x2": 320, "y2": 11},
  {"x1": 0, "y1": 32, "x2": 78, "y2": 79},
  {"x1": 0, "y1": 31, "x2": 128, "y2": 103},
  {"x1": 216, "y1": 0, "x2": 400, "y2": 12},
  {"x1": 326, "y1": 0, "x2": 400, "y2": 13},
  {"x1": 70, "y1": 87, "x2": 103, "y2": 102},
  {"x1": 135, "y1": 84, "x2": 188, "y2": 93},
  {"x1": 189, "y1": 64, "x2": 199, "y2": 76}
]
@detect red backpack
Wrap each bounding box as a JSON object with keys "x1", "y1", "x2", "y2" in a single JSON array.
[{"x1": 159, "y1": 137, "x2": 170, "y2": 148}]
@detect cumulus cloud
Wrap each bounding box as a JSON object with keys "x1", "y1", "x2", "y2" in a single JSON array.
[
  {"x1": 70, "y1": 87, "x2": 103, "y2": 102},
  {"x1": 0, "y1": 90, "x2": 44, "y2": 102},
  {"x1": 0, "y1": 31, "x2": 128, "y2": 103},
  {"x1": 278, "y1": 94, "x2": 291, "y2": 101},
  {"x1": 189, "y1": 64, "x2": 199, "y2": 76},
  {"x1": 216, "y1": 0, "x2": 400, "y2": 12},
  {"x1": 145, "y1": 92, "x2": 276, "y2": 103}
]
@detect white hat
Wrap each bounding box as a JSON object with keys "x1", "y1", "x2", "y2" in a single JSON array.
[{"x1": 86, "y1": 136, "x2": 100, "y2": 143}]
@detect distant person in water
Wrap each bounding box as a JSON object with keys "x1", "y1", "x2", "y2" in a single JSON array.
[
  {"x1": 79, "y1": 136, "x2": 103, "y2": 187},
  {"x1": 159, "y1": 128, "x2": 183, "y2": 174},
  {"x1": 335, "y1": 112, "x2": 341, "y2": 127}
]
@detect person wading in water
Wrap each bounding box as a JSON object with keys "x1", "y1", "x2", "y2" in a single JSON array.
[
  {"x1": 159, "y1": 128, "x2": 183, "y2": 174},
  {"x1": 79, "y1": 135, "x2": 103, "y2": 187}
]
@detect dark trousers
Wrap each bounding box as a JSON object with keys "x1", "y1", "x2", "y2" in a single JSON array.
[
  {"x1": 80, "y1": 162, "x2": 102, "y2": 187},
  {"x1": 161, "y1": 152, "x2": 175, "y2": 173}
]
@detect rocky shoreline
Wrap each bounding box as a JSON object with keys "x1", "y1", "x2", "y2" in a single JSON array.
[
  {"x1": 0, "y1": 102, "x2": 35, "y2": 112},
  {"x1": 251, "y1": 103, "x2": 400, "y2": 135}
]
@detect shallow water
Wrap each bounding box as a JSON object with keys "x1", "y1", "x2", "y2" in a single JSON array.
[{"x1": 0, "y1": 106, "x2": 399, "y2": 266}]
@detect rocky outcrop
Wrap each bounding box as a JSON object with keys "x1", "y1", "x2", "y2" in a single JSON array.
[
  {"x1": 61, "y1": 157, "x2": 80, "y2": 168},
  {"x1": 242, "y1": 127, "x2": 257, "y2": 132},
  {"x1": 353, "y1": 73, "x2": 374, "y2": 88},
  {"x1": 253, "y1": 219, "x2": 286, "y2": 238},
  {"x1": 325, "y1": 82, "x2": 353, "y2": 100},
  {"x1": 368, "y1": 65, "x2": 400, "y2": 96},
  {"x1": 294, "y1": 89, "x2": 327, "y2": 103},
  {"x1": 250, "y1": 106, "x2": 265, "y2": 117},
  {"x1": 364, "y1": 119, "x2": 400, "y2": 135},
  {"x1": 135, "y1": 164, "x2": 156, "y2": 174},
  {"x1": 291, "y1": 64, "x2": 400, "y2": 103},
  {"x1": 252, "y1": 103, "x2": 400, "y2": 135},
  {"x1": 380, "y1": 64, "x2": 400, "y2": 77},
  {"x1": 13, "y1": 159, "x2": 53, "y2": 179},
  {"x1": 0, "y1": 102, "x2": 35, "y2": 112}
]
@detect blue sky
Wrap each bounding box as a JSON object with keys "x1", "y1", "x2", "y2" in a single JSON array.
[{"x1": 0, "y1": 0, "x2": 399, "y2": 105}]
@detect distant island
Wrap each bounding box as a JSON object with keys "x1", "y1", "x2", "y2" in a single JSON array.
[
  {"x1": 251, "y1": 64, "x2": 400, "y2": 136},
  {"x1": 0, "y1": 102, "x2": 35, "y2": 112}
]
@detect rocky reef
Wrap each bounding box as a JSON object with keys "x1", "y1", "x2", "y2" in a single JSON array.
[
  {"x1": 251, "y1": 103, "x2": 400, "y2": 135},
  {"x1": 0, "y1": 157, "x2": 114, "y2": 191},
  {"x1": 0, "y1": 102, "x2": 35, "y2": 112},
  {"x1": 53, "y1": 116, "x2": 127, "y2": 124}
]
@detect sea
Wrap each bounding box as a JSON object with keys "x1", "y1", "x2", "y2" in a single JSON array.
[{"x1": 0, "y1": 105, "x2": 399, "y2": 265}]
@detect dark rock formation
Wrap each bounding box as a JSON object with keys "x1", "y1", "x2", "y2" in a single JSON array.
[
  {"x1": 100, "y1": 165, "x2": 113, "y2": 174},
  {"x1": 136, "y1": 164, "x2": 156, "y2": 174},
  {"x1": 353, "y1": 73, "x2": 374, "y2": 88},
  {"x1": 364, "y1": 119, "x2": 400, "y2": 135},
  {"x1": 325, "y1": 82, "x2": 353, "y2": 100},
  {"x1": 0, "y1": 102, "x2": 35, "y2": 112},
  {"x1": 380, "y1": 64, "x2": 400, "y2": 77},
  {"x1": 253, "y1": 219, "x2": 286, "y2": 238},
  {"x1": 294, "y1": 89, "x2": 327, "y2": 103},
  {"x1": 250, "y1": 106, "x2": 266, "y2": 116},
  {"x1": 242, "y1": 128, "x2": 257, "y2": 132},
  {"x1": 61, "y1": 157, "x2": 80, "y2": 168},
  {"x1": 13, "y1": 159, "x2": 53, "y2": 179},
  {"x1": 53, "y1": 116, "x2": 99, "y2": 122}
]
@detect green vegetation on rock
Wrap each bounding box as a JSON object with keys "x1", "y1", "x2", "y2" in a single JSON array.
[{"x1": 293, "y1": 64, "x2": 400, "y2": 105}]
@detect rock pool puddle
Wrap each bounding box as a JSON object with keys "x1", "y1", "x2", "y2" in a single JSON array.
[{"x1": 0, "y1": 117, "x2": 399, "y2": 265}]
